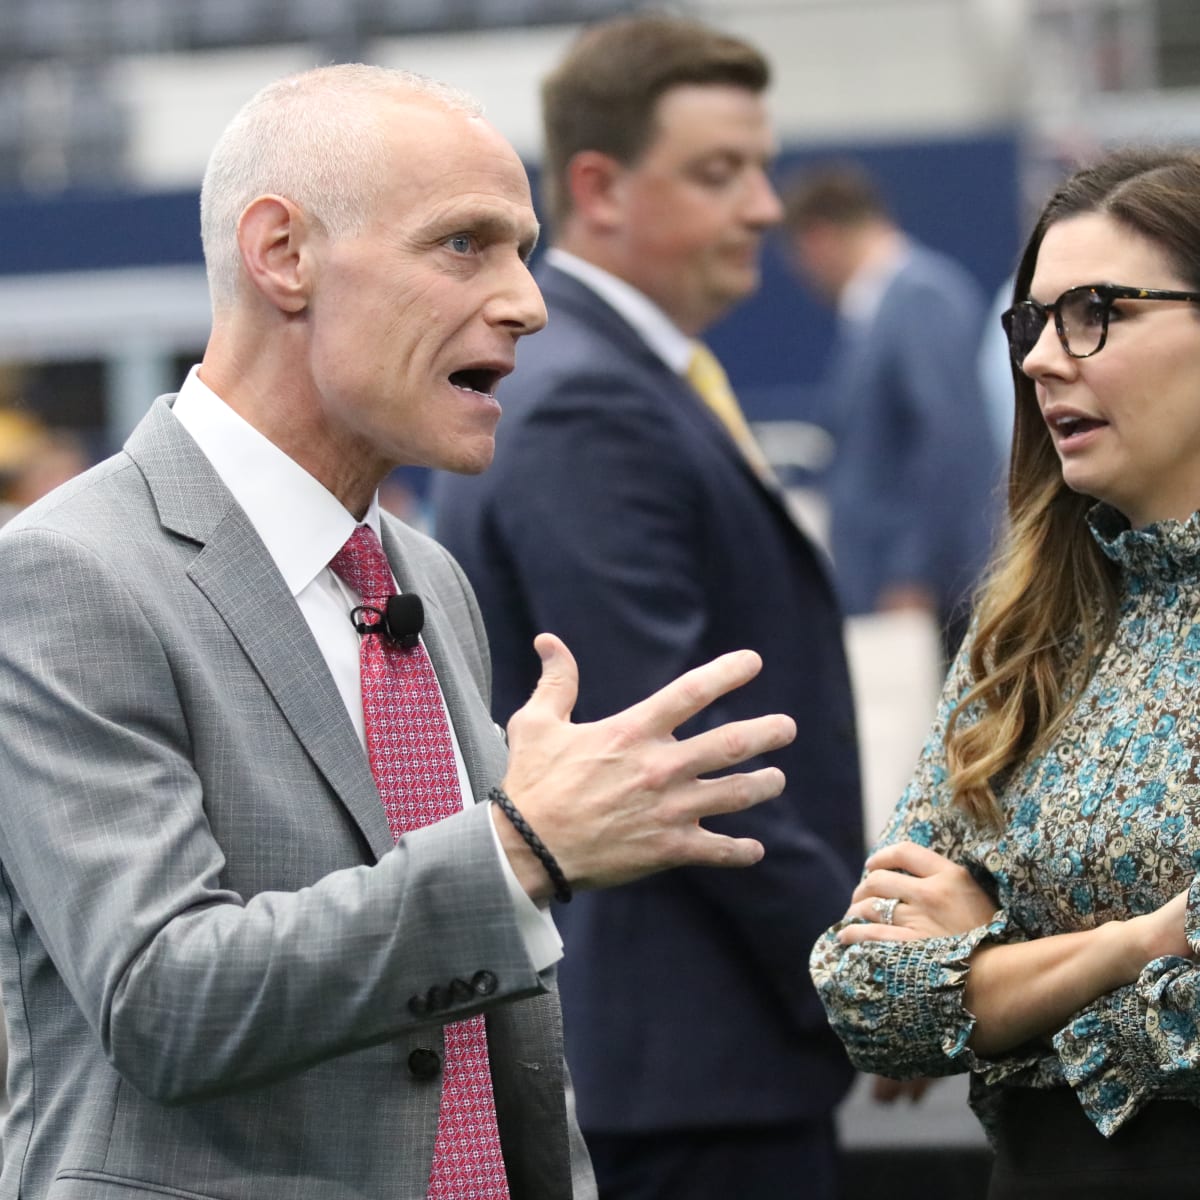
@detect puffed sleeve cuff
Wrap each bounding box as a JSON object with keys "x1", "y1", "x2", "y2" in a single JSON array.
[
  {"x1": 812, "y1": 908, "x2": 1042, "y2": 1082},
  {"x1": 1053, "y1": 877, "x2": 1200, "y2": 1136},
  {"x1": 928, "y1": 910, "x2": 1047, "y2": 1084}
]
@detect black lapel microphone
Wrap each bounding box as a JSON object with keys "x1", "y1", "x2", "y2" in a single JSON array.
[{"x1": 350, "y1": 593, "x2": 424, "y2": 649}]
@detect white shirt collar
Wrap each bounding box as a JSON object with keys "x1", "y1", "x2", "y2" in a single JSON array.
[
  {"x1": 839, "y1": 235, "x2": 913, "y2": 326},
  {"x1": 545, "y1": 247, "x2": 695, "y2": 374},
  {"x1": 171, "y1": 365, "x2": 380, "y2": 596}
]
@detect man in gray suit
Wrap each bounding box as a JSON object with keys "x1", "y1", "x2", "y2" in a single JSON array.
[{"x1": 0, "y1": 65, "x2": 794, "y2": 1200}]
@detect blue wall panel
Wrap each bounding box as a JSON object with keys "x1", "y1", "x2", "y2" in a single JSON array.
[
  {"x1": 0, "y1": 128, "x2": 1022, "y2": 432},
  {"x1": 0, "y1": 188, "x2": 202, "y2": 275}
]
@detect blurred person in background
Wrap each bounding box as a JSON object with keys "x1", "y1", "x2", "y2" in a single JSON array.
[
  {"x1": 0, "y1": 62, "x2": 798, "y2": 1200},
  {"x1": 1, "y1": 426, "x2": 90, "y2": 522},
  {"x1": 435, "y1": 15, "x2": 862, "y2": 1200},
  {"x1": 812, "y1": 147, "x2": 1200, "y2": 1199},
  {"x1": 783, "y1": 162, "x2": 1001, "y2": 659},
  {"x1": 0, "y1": 409, "x2": 89, "y2": 524}
]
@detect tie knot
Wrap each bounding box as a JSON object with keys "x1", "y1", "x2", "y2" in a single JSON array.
[
  {"x1": 686, "y1": 341, "x2": 731, "y2": 401},
  {"x1": 329, "y1": 525, "x2": 394, "y2": 604}
]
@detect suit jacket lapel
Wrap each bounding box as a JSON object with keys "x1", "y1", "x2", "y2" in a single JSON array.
[
  {"x1": 539, "y1": 264, "x2": 810, "y2": 537},
  {"x1": 125, "y1": 399, "x2": 394, "y2": 859}
]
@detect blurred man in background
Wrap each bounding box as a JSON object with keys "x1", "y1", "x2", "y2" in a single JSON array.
[
  {"x1": 435, "y1": 16, "x2": 862, "y2": 1200},
  {"x1": 0, "y1": 409, "x2": 89, "y2": 525},
  {"x1": 783, "y1": 162, "x2": 1001, "y2": 659}
]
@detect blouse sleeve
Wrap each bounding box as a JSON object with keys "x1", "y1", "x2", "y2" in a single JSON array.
[
  {"x1": 809, "y1": 638, "x2": 1046, "y2": 1083},
  {"x1": 1053, "y1": 873, "x2": 1200, "y2": 1134}
]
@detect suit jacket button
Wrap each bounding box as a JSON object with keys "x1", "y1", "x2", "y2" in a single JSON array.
[
  {"x1": 408, "y1": 1048, "x2": 441, "y2": 1080},
  {"x1": 471, "y1": 970, "x2": 498, "y2": 996},
  {"x1": 407, "y1": 994, "x2": 428, "y2": 1017},
  {"x1": 449, "y1": 977, "x2": 474, "y2": 1003},
  {"x1": 426, "y1": 985, "x2": 449, "y2": 1011}
]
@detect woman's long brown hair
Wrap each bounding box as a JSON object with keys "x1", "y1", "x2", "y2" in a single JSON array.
[{"x1": 946, "y1": 148, "x2": 1200, "y2": 824}]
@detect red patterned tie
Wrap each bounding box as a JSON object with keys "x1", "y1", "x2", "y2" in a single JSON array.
[{"x1": 330, "y1": 525, "x2": 510, "y2": 1200}]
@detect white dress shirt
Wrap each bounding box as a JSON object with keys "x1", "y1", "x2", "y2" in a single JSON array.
[
  {"x1": 838, "y1": 234, "x2": 912, "y2": 327},
  {"x1": 171, "y1": 366, "x2": 560, "y2": 968},
  {"x1": 545, "y1": 247, "x2": 694, "y2": 372}
]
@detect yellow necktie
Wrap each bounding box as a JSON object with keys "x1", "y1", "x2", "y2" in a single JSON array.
[{"x1": 686, "y1": 341, "x2": 773, "y2": 480}]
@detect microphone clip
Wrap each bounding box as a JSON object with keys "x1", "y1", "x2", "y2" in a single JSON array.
[{"x1": 350, "y1": 593, "x2": 424, "y2": 649}]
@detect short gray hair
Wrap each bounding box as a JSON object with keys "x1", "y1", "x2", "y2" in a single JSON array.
[{"x1": 200, "y1": 63, "x2": 483, "y2": 310}]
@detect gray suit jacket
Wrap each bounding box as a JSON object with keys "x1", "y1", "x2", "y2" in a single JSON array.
[{"x1": 0, "y1": 399, "x2": 594, "y2": 1199}]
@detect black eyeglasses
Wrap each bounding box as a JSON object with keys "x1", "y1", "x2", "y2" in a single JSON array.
[{"x1": 1001, "y1": 283, "x2": 1200, "y2": 367}]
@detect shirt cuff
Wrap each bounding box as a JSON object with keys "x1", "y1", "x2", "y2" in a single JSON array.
[{"x1": 487, "y1": 802, "x2": 563, "y2": 973}]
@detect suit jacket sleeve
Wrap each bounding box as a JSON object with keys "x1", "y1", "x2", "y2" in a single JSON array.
[{"x1": 0, "y1": 523, "x2": 544, "y2": 1104}]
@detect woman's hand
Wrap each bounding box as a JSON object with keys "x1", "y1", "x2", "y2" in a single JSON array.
[{"x1": 838, "y1": 842, "x2": 998, "y2": 945}]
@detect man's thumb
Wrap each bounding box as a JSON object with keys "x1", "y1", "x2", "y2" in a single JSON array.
[{"x1": 529, "y1": 632, "x2": 579, "y2": 720}]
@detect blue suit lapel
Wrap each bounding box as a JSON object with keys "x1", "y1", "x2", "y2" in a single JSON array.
[{"x1": 537, "y1": 263, "x2": 809, "y2": 530}]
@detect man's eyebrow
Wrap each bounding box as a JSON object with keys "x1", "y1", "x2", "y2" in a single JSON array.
[
  {"x1": 521, "y1": 224, "x2": 541, "y2": 262},
  {"x1": 688, "y1": 146, "x2": 775, "y2": 168},
  {"x1": 427, "y1": 206, "x2": 539, "y2": 248}
]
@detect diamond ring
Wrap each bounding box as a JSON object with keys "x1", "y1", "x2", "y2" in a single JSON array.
[{"x1": 872, "y1": 896, "x2": 899, "y2": 926}]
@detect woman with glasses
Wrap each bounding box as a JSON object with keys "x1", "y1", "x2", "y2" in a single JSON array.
[{"x1": 810, "y1": 146, "x2": 1200, "y2": 1198}]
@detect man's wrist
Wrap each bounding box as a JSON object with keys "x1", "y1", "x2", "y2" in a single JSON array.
[{"x1": 489, "y1": 787, "x2": 572, "y2": 904}]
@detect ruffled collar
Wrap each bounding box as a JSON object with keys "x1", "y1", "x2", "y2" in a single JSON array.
[{"x1": 1088, "y1": 503, "x2": 1200, "y2": 583}]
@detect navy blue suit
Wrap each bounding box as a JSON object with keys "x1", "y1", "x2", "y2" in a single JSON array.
[
  {"x1": 434, "y1": 264, "x2": 862, "y2": 1197},
  {"x1": 823, "y1": 243, "x2": 1001, "y2": 646}
]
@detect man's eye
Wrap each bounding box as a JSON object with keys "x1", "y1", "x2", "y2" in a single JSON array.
[
  {"x1": 692, "y1": 167, "x2": 736, "y2": 189},
  {"x1": 447, "y1": 233, "x2": 474, "y2": 254}
]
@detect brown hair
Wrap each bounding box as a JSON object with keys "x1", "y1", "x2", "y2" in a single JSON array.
[
  {"x1": 780, "y1": 160, "x2": 890, "y2": 232},
  {"x1": 540, "y1": 13, "x2": 769, "y2": 227},
  {"x1": 947, "y1": 147, "x2": 1200, "y2": 824}
]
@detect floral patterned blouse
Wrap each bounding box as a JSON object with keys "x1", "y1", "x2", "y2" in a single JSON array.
[{"x1": 810, "y1": 504, "x2": 1200, "y2": 1140}]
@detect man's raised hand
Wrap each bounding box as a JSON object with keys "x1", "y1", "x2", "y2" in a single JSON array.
[{"x1": 492, "y1": 633, "x2": 796, "y2": 900}]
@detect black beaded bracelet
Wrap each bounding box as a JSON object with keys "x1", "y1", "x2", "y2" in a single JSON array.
[{"x1": 489, "y1": 786, "x2": 572, "y2": 904}]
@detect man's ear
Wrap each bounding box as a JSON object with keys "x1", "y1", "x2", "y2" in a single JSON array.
[
  {"x1": 236, "y1": 194, "x2": 313, "y2": 314},
  {"x1": 565, "y1": 151, "x2": 627, "y2": 232}
]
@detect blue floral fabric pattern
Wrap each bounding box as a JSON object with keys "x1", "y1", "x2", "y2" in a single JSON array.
[{"x1": 810, "y1": 504, "x2": 1200, "y2": 1138}]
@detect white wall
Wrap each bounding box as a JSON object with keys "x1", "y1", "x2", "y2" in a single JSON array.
[{"x1": 111, "y1": 0, "x2": 1032, "y2": 191}]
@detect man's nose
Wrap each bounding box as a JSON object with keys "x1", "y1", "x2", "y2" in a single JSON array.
[
  {"x1": 492, "y1": 260, "x2": 548, "y2": 336},
  {"x1": 744, "y1": 168, "x2": 784, "y2": 229}
]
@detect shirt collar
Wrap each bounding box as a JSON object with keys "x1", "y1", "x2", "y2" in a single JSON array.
[
  {"x1": 839, "y1": 235, "x2": 912, "y2": 325},
  {"x1": 171, "y1": 365, "x2": 380, "y2": 597},
  {"x1": 545, "y1": 247, "x2": 694, "y2": 374}
]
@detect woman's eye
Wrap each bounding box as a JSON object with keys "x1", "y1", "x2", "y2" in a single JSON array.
[{"x1": 1070, "y1": 295, "x2": 1109, "y2": 327}]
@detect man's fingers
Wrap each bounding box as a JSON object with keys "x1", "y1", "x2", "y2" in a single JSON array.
[
  {"x1": 691, "y1": 766, "x2": 786, "y2": 818},
  {"x1": 676, "y1": 826, "x2": 765, "y2": 869},
  {"x1": 517, "y1": 633, "x2": 580, "y2": 723},
  {"x1": 623, "y1": 650, "x2": 764, "y2": 734},
  {"x1": 678, "y1": 713, "x2": 796, "y2": 777},
  {"x1": 865, "y1": 841, "x2": 955, "y2": 877}
]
